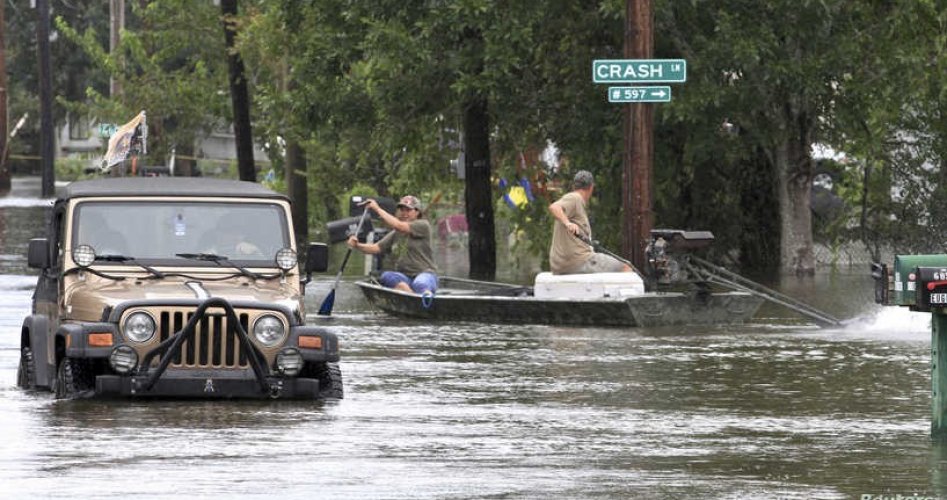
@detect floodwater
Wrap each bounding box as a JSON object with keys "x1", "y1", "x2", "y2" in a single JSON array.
[{"x1": 1, "y1": 176, "x2": 943, "y2": 498}]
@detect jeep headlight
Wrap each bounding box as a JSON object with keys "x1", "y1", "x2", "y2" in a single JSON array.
[
  {"x1": 123, "y1": 311, "x2": 156, "y2": 343},
  {"x1": 275, "y1": 348, "x2": 303, "y2": 376},
  {"x1": 109, "y1": 345, "x2": 138, "y2": 374},
  {"x1": 252, "y1": 314, "x2": 285, "y2": 347},
  {"x1": 275, "y1": 248, "x2": 297, "y2": 271},
  {"x1": 73, "y1": 244, "x2": 96, "y2": 267}
]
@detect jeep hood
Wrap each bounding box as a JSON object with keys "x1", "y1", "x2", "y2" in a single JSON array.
[{"x1": 64, "y1": 277, "x2": 301, "y2": 322}]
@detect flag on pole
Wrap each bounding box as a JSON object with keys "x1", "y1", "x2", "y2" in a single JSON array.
[{"x1": 102, "y1": 111, "x2": 147, "y2": 170}]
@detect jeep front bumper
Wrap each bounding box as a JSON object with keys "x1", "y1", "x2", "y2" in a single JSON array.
[{"x1": 95, "y1": 369, "x2": 322, "y2": 399}]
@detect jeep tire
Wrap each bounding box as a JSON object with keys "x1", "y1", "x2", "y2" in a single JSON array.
[
  {"x1": 55, "y1": 357, "x2": 95, "y2": 399},
  {"x1": 315, "y1": 362, "x2": 343, "y2": 400},
  {"x1": 16, "y1": 347, "x2": 36, "y2": 390}
]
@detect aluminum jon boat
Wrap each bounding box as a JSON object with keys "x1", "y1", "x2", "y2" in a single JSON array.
[
  {"x1": 353, "y1": 229, "x2": 842, "y2": 328},
  {"x1": 356, "y1": 274, "x2": 764, "y2": 327}
]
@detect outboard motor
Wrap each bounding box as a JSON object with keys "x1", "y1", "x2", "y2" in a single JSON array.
[{"x1": 645, "y1": 229, "x2": 715, "y2": 287}]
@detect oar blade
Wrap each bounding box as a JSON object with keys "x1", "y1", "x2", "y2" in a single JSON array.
[{"x1": 317, "y1": 289, "x2": 336, "y2": 316}]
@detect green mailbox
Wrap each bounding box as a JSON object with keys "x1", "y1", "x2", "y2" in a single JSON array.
[
  {"x1": 875, "y1": 253, "x2": 947, "y2": 439},
  {"x1": 882, "y1": 255, "x2": 947, "y2": 308},
  {"x1": 915, "y1": 266, "x2": 947, "y2": 313}
]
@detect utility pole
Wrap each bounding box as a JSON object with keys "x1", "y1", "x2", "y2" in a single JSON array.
[
  {"x1": 0, "y1": 0, "x2": 10, "y2": 194},
  {"x1": 36, "y1": 0, "x2": 55, "y2": 198},
  {"x1": 110, "y1": 0, "x2": 124, "y2": 97},
  {"x1": 220, "y1": 0, "x2": 256, "y2": 182},
  {"x1": 621, "y1": 0, "x2": 654, "y2": 270}
]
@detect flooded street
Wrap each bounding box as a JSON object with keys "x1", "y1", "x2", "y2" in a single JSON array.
[{"x1": 1, "y1": 177, "x2": 944, "y2": 498}]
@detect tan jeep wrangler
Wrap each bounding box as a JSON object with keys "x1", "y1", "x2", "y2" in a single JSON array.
[{"x1": 16, "y1": 177, "x2": 340, "y2": 399}]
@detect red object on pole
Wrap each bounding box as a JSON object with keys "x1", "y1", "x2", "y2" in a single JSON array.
[{"x1": 621, "y1": 0, "x2": 654, "y2": 271}]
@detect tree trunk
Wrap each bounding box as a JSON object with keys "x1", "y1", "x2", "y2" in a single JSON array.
[
  {"x1": 285, "y1": 140, "x2": 309, "y2": 246},
  {"x1": 463, "y1": 95, "x2": 496, "y2": 281},
  {"x1": 738, "y1": 149, "x2": 780, "y2": 271},
  {"x1": 174, "y1": 141, "x2": 197, "y2": 177},
  {"x1": 0, "y1": 0, "x2": 9, "y2": 194},
  {"x1": 775, "y1": 137, "x2": 815, "y2": 275},
  {"x1": 220, "y1": 0, "x2": 255, "y2": 182}
]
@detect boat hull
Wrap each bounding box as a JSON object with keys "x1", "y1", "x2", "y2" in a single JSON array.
[{"x1": 355, "y1": 279, "x2": 762, "y2": 327}]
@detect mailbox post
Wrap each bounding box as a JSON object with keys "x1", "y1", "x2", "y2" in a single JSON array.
[{"x1": 875, "y1": 255, "x2": 947, "y2": 439}]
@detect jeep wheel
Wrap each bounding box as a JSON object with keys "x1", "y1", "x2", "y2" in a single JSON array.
[
  {"x1": 55, "y1": 357, "x2": 95, "y2": 399},
  {"x1": 16, "y1": 347, "x2": 36, "y2": 390},
  {"x1": 315, "y1": 362, "x2": 344, "y2": 400}
]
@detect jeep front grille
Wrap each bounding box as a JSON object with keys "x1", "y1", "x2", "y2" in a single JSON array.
[{"x1": 157, "y1": 309, "x2": 251, "y2": 368}]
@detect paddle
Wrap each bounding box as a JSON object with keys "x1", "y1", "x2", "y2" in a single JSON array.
[
  {"x1": 318, "y1": 209, "x2": 371, "y2": 316},
  {"x1": 574, "y1": 232, "x2": 639, "y2": 272}
]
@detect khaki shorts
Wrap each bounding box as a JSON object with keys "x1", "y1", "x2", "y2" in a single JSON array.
[{"x1": 574, "y1": 252, "x2": 628, "y2": 274}]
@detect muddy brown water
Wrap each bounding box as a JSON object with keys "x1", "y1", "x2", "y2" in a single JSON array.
[{"x1": 1, "y1": 177, "x2": 944, "y2": 498}]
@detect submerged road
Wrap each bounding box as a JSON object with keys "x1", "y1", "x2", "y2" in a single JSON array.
[{"x1": 0, "y1": 176, "x2": 943, "y2": 498}]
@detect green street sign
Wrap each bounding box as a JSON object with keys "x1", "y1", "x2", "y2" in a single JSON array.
[
  {"x1": 608, "y1": 86, "x2": 672, "y2": 103},
  {"x1": 593, "y1": 59, "x2": 686, "y2": 83},
  {"x1": 98, "y1": 123, "x2": 118, "y2": 138}
]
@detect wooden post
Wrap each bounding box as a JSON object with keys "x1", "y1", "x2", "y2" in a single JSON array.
[
  {"x1": 621, "y1": 0, "x2": 654, "y2": 270},
  {"x1": 933, "y1": 313, "x2": 947, "y2": 439},
  {"x1": 109, "y1": 0, "x2": 124, "y2": 98},
  {"x1": 36, "y1": 0, "x2": 55, "y2": 198}
]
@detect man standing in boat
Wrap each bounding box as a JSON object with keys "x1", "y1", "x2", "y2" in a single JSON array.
[
  {"x1": 548, "y1": 170, "x2": 634, "y2": 275},
  {"x1": 347, "y1": 195, "x2": 439, "y2": 295}
]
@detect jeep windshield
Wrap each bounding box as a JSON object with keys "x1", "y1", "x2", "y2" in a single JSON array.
[{"x1": 72, "y1": 201, "x2": 290, "y2": 267}]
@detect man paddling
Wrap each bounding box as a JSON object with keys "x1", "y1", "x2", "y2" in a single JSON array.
[
  {"x1": 347, "y1": 195, "x2": 439, "y2": 295},
  {"x1": 548, "y1": 170, "x2": 633, "y2": 275}
]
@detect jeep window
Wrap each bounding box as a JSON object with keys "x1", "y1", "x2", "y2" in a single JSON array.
[{"x1": 72, "y1": 201, "x2": 290, "y2": 266}]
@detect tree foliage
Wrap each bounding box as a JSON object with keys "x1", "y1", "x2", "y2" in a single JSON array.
[
  {"x1": 57, "y1": 0, "x2": 230, "y2": 165},
  {"x1": 36, "y1": 0, "x2": 947, "y2": 274}
]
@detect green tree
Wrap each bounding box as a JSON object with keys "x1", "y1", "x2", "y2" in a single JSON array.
[
  {"x1": 654, "y1": 0, "x2": 895, "y2": 274},
  {"x1": 831, "y1": 1, "x2": 947, "y2": 257},
  {"x1": 57, "y1": 0, "x2": 230, "y2": 167}
]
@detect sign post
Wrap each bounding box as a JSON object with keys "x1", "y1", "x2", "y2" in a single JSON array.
[{"x1": 591, "y1": 52, "x2": 686, "y2": 270}]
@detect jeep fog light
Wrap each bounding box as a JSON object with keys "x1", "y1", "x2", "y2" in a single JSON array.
[
  {"x1": 275, "y1": 348, "x2": 303, "y2": 376},
  {"x1": 109, "y1": 345, "x2": 138, "y2": 374},
  {"x1": 275, "y1": 248, "x2": 297, "y2": 271},
  {"x1": 73, "y1": 244, "x2": 96, "y2": 267},
  {"x1": 123, "y1": 311, "x2": 156, "y2": 342},
  {"x1": 253, "y1": 314, "x2": 285, "y2": 347}
]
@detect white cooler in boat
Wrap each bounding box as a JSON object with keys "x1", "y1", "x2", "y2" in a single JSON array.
[{"x1": 533, "y1": 272, "x2": 645, "y2": 300}]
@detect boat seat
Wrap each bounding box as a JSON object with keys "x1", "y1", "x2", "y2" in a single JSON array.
[{"x1": 533, "y1": 272, "x2": 645, "y2": 299}]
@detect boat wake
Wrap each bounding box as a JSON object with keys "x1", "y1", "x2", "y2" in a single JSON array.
[{"x1": 834, "y1": 306, "x2": 931, "y2": 340}]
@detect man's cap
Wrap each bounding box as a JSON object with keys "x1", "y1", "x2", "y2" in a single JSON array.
[
  {"x1": 397, "y1": 195, "x2": 422, "y2": 211},
  {"x1": 573, "y1": 170, "x2": 594, "y2": 189}
]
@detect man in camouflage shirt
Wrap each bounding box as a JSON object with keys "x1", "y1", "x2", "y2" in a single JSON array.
[{"x1": 347, "y1": 195, "x2": 439, "y2": 294}]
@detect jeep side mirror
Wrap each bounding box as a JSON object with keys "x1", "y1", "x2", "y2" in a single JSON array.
[
  {"x1": 27, "y1": 238, "x2": 50, "y2": 269},
  {"x1": 306, "y1": 243, "x2": 329, "y2": 273},
  {"x1": 301, "y1": 243, "x2": 328, "y2": 286}
]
